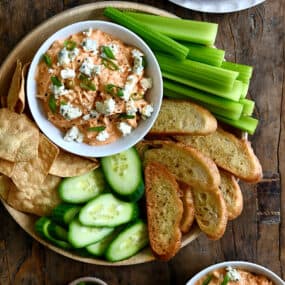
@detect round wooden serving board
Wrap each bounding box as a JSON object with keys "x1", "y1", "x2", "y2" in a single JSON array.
[{"x1": 0, "y1": 1, "x2": 201, "y2": 266}]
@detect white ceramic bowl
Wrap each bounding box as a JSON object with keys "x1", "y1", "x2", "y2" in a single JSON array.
[
  {"x1": 27, "y1": 21, "x2": 163, "y2": 157},
  {"x1": 68, "y1": 276, "x2": 108, "y2": 285},
  {"x1": 186, "y1": 261, "x2": 284, "y2": 285}
]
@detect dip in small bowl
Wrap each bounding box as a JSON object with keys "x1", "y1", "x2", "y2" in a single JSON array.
[
  {"x1": 27, "y1": 21, "x2": 162, "y2": 157},
  {"x1": 186, "y1": 261, "x2": 284, "y2": 285}
]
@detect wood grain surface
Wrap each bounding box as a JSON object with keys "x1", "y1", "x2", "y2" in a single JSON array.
[{"x1": 0, "y1": 1, "x2": 284, "y2": 284}]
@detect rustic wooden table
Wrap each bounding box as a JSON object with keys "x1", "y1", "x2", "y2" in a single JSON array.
[{"x1": 0, "y1": 0, "x2": 284, "y2": 284}]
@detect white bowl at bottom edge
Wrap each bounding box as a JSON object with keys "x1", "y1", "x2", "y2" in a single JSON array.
[
  {"x1": 186, "y1": 261, "x2": 284, "y2": 285},
  {"x1": 68, "y1": 276, "x2": 108, "y2": 285}
]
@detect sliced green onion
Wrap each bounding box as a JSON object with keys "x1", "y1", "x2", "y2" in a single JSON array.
[
  {"x1": 102, "y1": 58, "x2": 119, "y2": 71},
  {"x1": 124, "y1": 11, "x2": 218, "y2": 46},
  {"x1": 60, "y1": 101, "x2": 67, "y2": 106},
  {"x1": 51, "y1": 76, "x2": 62, "y2": 87},
  {"x1": 88, "y1": 126, "x2": 106, "y2": 132},
  {"x1": 119, "y1": 113, "x2": 135, "y2": 119},
  {"x1": 117, "y1": 88, "x2": 124, "y2": 97},
  {"x1": 102, "y1": 46, "x2": 115, "y2": 59},
  {"x1": 48, "y1": 94, "x2": 57, "y2": 113},
  {"x1": 103, "y1": 7, "x2": 188, "y2": 59},
  {"x1": 163, "y1": 71, "x2": 242, "y2": 102},
  {"x1": 221, "y1": 61, "x2": 253, "y2": 83},
  {"x1": 202, "y1": 275, "x2": 213, "y2": 285},
  {"x1": 64, "y1": 40, "x2": 76, "y2": 51},
  {"x1": 80, "y1": 82, "x2": 96, "y2": 91},
  {"x1": 221, "y1": 273, "x2": 230, "y2": 285},
  {"x1": 105, "y1": 84, "x2": 116, "y2": 94},
  {"x1": 216, "y1": 115, "x2": 259, "y2": 135},
  {"x1": 240, "y1": 98, "x2": 255, "y2": 116},
  {"x1": 156, "y1": 52, "x2": 239, "y2": 96},
  {"x1": 180, "y1": 42, "x2": 225, "y2": 67},
  {"x1": 43, "y1": 53, "x2": 52, "y2": 67}
]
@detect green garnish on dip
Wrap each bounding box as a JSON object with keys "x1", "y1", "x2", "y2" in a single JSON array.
[
  {"x1": 88, "y1": 126, "x2": 106, "y2": 132},
  {"x1": 42, "y1": 53, "x2": 52, "y2": 67},
  {"x1": 117, "y1": 88, "x2": 124, "y2": 97},
  {"x1": 48, "y1": 94, "x2": 57, "y2": 113},
  {"x1": 105, "y1": 84, "x2": 116, "y2": 94},
  {"x1": 64, "y1": 40, "x2": 77, "y2": 51},
  {"x1": 79, "y1": 74, "x2": 96, "y2": 91},
  {"x1": 102, "y1": 46, "x2": 115, "y2": 59},
  {"x1": 221, "y1": 273, "x2": 230, "y2": 285},
  {"x1": 119, "y1": 113, "x2": 135, "y2": 119},
  {"x1": 51, "y1": 76, "x2": 62, "y2": 87},
  {"x1": 202, "y1": 275, "x2": 213, "y2": 285},
  {"x1": 102, "y1": 58, "x2": 119, "y2": 71}
]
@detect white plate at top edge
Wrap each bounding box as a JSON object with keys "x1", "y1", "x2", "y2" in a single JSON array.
[{"x1": 169, "y1": 0, "x2": 266, "y2": 13}]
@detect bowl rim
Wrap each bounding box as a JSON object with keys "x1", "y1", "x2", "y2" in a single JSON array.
[
  {"x1": 186, "y1": 261, "x2": 284, "y2": 285},
  {"x1": 26, "y1": 19, "x2": 163, "y2": 157}
]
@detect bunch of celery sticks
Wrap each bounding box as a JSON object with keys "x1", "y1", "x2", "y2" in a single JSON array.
[{"x1": 104, "y1": 7, "x2": 257, "y2": 134}]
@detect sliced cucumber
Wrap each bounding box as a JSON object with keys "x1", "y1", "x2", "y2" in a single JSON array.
[
  {"x1": 79, "y1": 193, "x2": 139, "y2": 227},
  {"x1": 105, "y1": 220, "x2": 149, "y2": 262},
  {"x1": 48, "y1": 222, "x2": 68, "y2": 241},
  {"x1": 58, "y1": 168, "x2": 106, "y2": 204},
  {"x1": 68, "y1": 218, "x2": 114, "y2": 248},
  {"x1": 51, "y1": 203, "x2": 81, "y2": 225},
  {"x1": 101, "y1": 147, "x2": 144, "y2": 202},
  {"x1": 86, "y1": 229, "x2": 120, "y2": 257},
  {"x1": 35, "y1": 217, "x2": 72, "y2": 249}
]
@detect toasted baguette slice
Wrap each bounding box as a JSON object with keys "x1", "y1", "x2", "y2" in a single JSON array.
[
  {"x1": 145, "y1": 162, "x2": 183, "y2": 260},
  {"x1": 143, "y1": 140, "x2": 220, "y2": 189},
  {"x1": 175, "y1": 128, "x2": 262, "y2": 182},
  {"x1": 178, "y1": 182, "x2": 195, "y2": 234},
  {"x1": 150, "y1": 99, "x2": 217, "y2": 135},
  {"x1": 219, "y1": 170, "x2": 243, "y2": 220},
  {"x1": 192, "y1": 186, "x2": 228, "y2": 240}
]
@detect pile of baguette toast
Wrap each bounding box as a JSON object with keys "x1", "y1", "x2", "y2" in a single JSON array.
[{"x1": 136, "y1": 99, "x2": 262, "y2": 261}]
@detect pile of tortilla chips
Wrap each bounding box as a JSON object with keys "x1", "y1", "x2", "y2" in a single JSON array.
[{"x1": 0, "y1": 61, "x2": 99, "y2": 216}]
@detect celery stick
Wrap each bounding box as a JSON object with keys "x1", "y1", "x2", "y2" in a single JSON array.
[
  {"x1": 103, "y1": 8, "x2": 188, "y2": 59},
  {"x1": 156, "y1": 52, "x2": 238, "y2": 95},
  {"x1": 216, "y1": 115, "x2": 258, "y2": 135},
  {"x1": 164, "y1": 79, "x2": 243, "y2": 120},
  {"x1": 240, "y1": 81, "x2": 250, "y2": 99},
  {"x1": 163, "y1": 71, "x2": 242, "y2": 102},
  {"x1": 124, "y1": 11, "x2": 218, "y2": 45},
  {"x1": 180, "y1": 42, "x2": 225, "y2": 67},
  {"x1": 221, "y1": 61, "x2": 253, "y2": 83},
  {"x1": 240, "y1": 98, "x2": 255, "y2": 116}
]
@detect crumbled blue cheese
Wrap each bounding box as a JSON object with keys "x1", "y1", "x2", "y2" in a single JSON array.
[
  {"x1": 140, "y1": 77, "x2": 153, "y2": 90},
  {"x1": 96, "y1": 129, "x2": 109, "y2": 142},
  {"x1": 50, "y1": 84, "x2": 68, "y2": 99},
  {"x1": 83, "y1": 28, "x2": 92, "y2": 37},
  {"x1": 60, "y1": 103, "x2": 82, "y2": 120},
  {"x1": 82, "y1": 38, "x2": 98, "y2": 53},
  {"x1": 118, "y1": 122, "x2": 132, "y2": 136},
  {"x1": 82, "y1": 109, "x2": 99, "y2": 120},
  {"x1": 48, "y1": 68, "x2": 54, "y2": 74},
  {"x1": 60, "y1": 68, "x2": 75, "y2": 79},
  {"x1": 226, "y1": 266, "x2": 241, "y2": 281},
  {"x1": 131, "y1": 49, "x2": 144, "y2": 75},
  {"x1": 58, "y1": 47, "x2": 79, "y2": 65},
  {"x1": 126, "y1": 100, "x2": 137, "y2": 115},
  {"x1": 122, "y1": 75, "x2": 138, "y2": 101},
  {"x1": 141, "y1": 104, "x2": 154, "y2": 119},
  {"x1": 96, "y1": 98, "x2": 116, "y2": 115},
  {"x1": 64, "y1": 126, "x2": 83, "y2": 143},
  {"x1": 79, "y1": 57, "x2": 101, "y2": 77}
]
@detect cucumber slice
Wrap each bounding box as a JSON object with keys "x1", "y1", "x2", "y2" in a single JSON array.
[
  {"x1": 79, "y1": 193, "x2": 139, "y2": 227},
  {"x1": 58, "y1": 168, "x2": 106, "y2": 204},
  {"x1": 51, "y1": 203, "x2": 81, "y2": 225},
  {"x1": 35, "y1": 217, "x2": 72, "y2": 249},
  {"x1": 68, "y1": 218, "x2": 114, "y2": 248},
  {"x1": 86, "y1": 229, "x2": 120, "y2": 257},
  {"x1": 101, "y1": 147, "x2": 144, "y2": 202},
  {"x1": 105, "y1": 220, "x2": 149, "y2": 262},
  {"x1": 48, "y1": 222, "x2": 68, "y2": 241}
]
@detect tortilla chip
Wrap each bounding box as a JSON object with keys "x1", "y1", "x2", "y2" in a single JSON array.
[
  {"x1": 0, "y1": 109, "x2": 39, "y2": 162},
  {"x1": 7, "y1": 60, "x2": 22, "y2": 112},
  {"x1": 0, "y1": 159, "x2": 15, "y2": 177},
  {"x1": 50, "y1": 150, "x2": 99, "y2": 177},
  {"x1": 11, "y1": 134, "x2": 59, "y2": 190},
  {"x1": 0, "y1": 175, "x2": 13, "y2": 200},
  {"x1": 7, "y1": 175, "x2": 61, "y2": 216}
]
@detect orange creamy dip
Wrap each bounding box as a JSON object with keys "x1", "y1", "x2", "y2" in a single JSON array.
[
  {"x1": 196, "y1": 267, "x2": 274, "y2": 285},
  {"x1": 36, "y1": 28, "x2": 153, "y2": 145}
]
